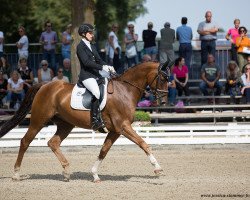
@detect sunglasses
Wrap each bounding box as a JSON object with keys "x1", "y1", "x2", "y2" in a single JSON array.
[
  {"x1": 42, "y1": 64, "x2": 47, "y2": 66},
  {"x1": 18, "y1": 30, "x2": 23, "y2": 33},
  {"x1": 240, "y1": 30, "x2": 245, "y2": 32},
  {"x1": 47, "y1": 25, "x2": 51, "y2": 27},
  {"x1": 128, "y1": 27, "x2": 134, "y2": 29},
  {"x1": 58, "y1": 71, "x2": 63, "y2": 73}
]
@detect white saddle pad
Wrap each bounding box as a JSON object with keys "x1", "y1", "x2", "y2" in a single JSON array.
[{"x1": 70, "y1": 79, "x2": 108, "y2": 111}]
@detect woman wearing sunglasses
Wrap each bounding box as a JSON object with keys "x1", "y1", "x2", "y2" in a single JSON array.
[
  {"x1": 240, "y1": 63, "x2": 250, "y2": 103},
  {"x1": 235, "y1": 26, "x2": 250, "y2": 73}
]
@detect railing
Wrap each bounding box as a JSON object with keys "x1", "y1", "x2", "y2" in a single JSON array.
[
  {"x1": 0, "y1": 124, "x2": 250, "y2": 147},
  {"x1": 3, "y1": 40, "x2": 231, "y2": 79}
]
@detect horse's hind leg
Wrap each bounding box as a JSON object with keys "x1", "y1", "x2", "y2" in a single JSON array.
[
  {"x1": 47, "y1": 119, "x2": 74, "y2": 181},
  {"x1": 13, "y1": 125, "x2": 44, "y2": 181},
  {"x1": 92, "y1": 132, "x2": 120, "y2": 182},
  {"x1": 122, "y1": 122, "x2": 163, "y2": 174}
]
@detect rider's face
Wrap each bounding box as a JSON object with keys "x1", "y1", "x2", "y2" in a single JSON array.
[{"x1": 86, "y1": 32, "x2": 94, "y2": 41}]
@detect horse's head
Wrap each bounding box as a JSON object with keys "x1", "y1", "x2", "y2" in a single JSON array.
[{"x1": 147, "y1": 61, "x2": 172, "y2": 102}]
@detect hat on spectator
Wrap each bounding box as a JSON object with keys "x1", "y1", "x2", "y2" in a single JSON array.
[{"x1": 41, "y1": 60, "x2": 48, "y2": 66}]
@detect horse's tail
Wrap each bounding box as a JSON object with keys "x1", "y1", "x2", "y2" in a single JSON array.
[{"x1": 0, "y1": 83, "x2": 43, "y2": 138}]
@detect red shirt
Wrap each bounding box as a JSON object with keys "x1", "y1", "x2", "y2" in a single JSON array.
[{"x1": 173, "y1": 65, "x2": 189, "y2": 78}]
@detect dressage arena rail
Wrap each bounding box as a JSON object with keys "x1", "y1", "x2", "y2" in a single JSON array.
[{"x1": 0, "y1": 124, "x2": 250, "y2": 147}]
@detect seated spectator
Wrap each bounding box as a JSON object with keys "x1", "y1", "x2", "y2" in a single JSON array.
[
  {"x1": 0, "y1": 56, "x2": 11, "y2": 79},
  {"x1": 199, "y1": 54, "x2": 222, "y2": 103},
  {"x1": 0, "y1": 71, "x2": 7, "y2": 107},
  {"x1": 168, "y1": 74, "x2": 177, "y2": 106},
  {"x1": 6, "y1": 70, "x2": 24, "y2": 109},
  {"x1": 142, "y1": 54, "x2": 152, "y2": 63},
  {"x1": 52, "y1": 67, "x2": 69, "y2": 83},
  {"x1": 225, "y1": 61, "x2": 242, "y2": 104},
  {"x1": 62, "y1": 58, "x2": 72, "y2": 83},
  {"x1": 17, "y1": 57, "x2": 34, "y2": 93},
  {"x1": 37, "y1": 60, "x2": 54, "y2": 83},
  {"x1": 240, "y1": 63, "x2": 250, "y2": 103},
  {"x1": 137, "y1": 86, "x2": 155, "y2": 107},
  {"x1": 173, "y1": 57, "x2": 190, "y2": 105}
]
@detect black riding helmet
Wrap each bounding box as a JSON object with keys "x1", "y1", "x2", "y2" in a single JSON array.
[{"x1": 78, "y1": 23, "x2": 94, "y2": 36}]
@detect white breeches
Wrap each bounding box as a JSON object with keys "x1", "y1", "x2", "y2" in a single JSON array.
[{"x1": 82, "y1": 78, "x2": 100, "y2": 99}]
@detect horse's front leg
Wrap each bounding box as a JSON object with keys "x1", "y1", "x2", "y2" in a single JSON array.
[
  {"x1": 122, "y1": 122, "x2": 163, "y2": 174},
  {"x1": 92, "y1": 131, "x2": 120, "y2": 183}
]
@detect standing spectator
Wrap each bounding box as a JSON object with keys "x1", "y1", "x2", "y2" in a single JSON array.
[
  {"x1": 52, "y1": 67, "x2": 69, "y2": 83},
  {"x1": 197, "y1": 11, "x2": 219, "y2": 65},
  {"x1": 61, "y1": 24, "x2": 72, "y2": 60},
  {"x1": 108, "y1": 24, "x2": 122, "y2": 73},
  {"x1": 225, "y1": 61, "x2": 241, "y2": 104},
  {"x1": 17, "y1": 57, "x2": 33, "y2": 93},
  {"x1": 173, "y1": 57, "x2": 190, "y2": 105},
  {"x1": 16, "y1": 26, "x2": 29, "y2": 61},
  {"x1": 39, "y1": 20, "x2": 58, "y2": 74},
  {"x1": 176, "y1": 17, "x2": 193, "y2": 70},
  {"x1": 159, "y1": 22, "x2": 175, "y2": 64},
  {"x1": 225, "y1": 19, "x2": 240, "y2": 64},
  {"x1": 0, "y1": 30, "x2": 4, "y2": 63},
  {"x1": 6, "y1": 70, "x2": 25, "y2": 109},
  {"x1": 37, "y1": 60, "x2": 54, "y2": 83},
  {"x1": 235, "y1": 26, "x2": 250, "y2": 73},
  {"x1": 240, "y1": 63, "x2": 250, "y2": 103},
  {"x1": 124, "y1": 23, "x2": 139, "y2": 68},
  {"x1": 62, "y1": 58, "x2": 72, "y2": 83},
  {"x1": 199, "y1": 54, "x2": 222, "y2": 102},
  {"x1": 0, "y1": 71, "x2": 7, "y2": 107},
  {"x1": 168, "y1": 73, "x2": 177, "y2": 106},
  {"x1": 142, "y1": 22, "x2": 157, "y2": 61}
]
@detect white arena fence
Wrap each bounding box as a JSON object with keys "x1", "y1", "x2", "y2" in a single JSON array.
[{"x1": 0, "y1": 123, "x2": 250, "y2": 147}]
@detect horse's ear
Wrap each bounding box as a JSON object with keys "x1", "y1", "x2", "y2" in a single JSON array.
[{"x1": 159, "y1": 60, "x2": 174, "y2": 71}]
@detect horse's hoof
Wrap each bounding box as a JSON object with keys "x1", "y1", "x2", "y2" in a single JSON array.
[
  {"x1": 154, "y1": 169, "x2": 163, "y2": 175},
  {"x1": 62, "y1": 171, "x2": 70, "y2": 182},
  {"x1": 93, "y1": 178, "x2": 101, "y2": 183},
  {"x1": 12, "y1": 174, "x2": 21, "y2": 181}
]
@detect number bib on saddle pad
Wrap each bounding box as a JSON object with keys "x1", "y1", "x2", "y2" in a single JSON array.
[{"x1": 70, "y1": 78, "x2": 108, "y2": 111}]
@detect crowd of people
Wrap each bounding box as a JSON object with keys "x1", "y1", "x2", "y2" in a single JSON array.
[{"x1": 1, "y1": 10, "x2": 250, "y2": 110}]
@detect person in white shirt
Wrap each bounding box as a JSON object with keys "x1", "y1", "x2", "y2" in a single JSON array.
[
  {"x1": 52, "y1": 67, "x2": 69, "y2": 83},
  {"x1": 16, "y1": 26, "x2": 29, "y2": 60},
  {"x1": 0, "y1": 30, "x2": 4, "y2": 65}
]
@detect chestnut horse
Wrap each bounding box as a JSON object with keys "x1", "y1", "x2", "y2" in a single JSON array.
[{"x1": 0, "y1": 62, "x2": 169, "y2": 182}]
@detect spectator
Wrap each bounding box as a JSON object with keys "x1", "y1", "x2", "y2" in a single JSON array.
[
  {"x1": 62, "y1": 58, "x2": 72, "y2": 83},
  {"x1": 225, "y1": 19, "x2": 240, "y2": 64},
  {"x1": 173, "y1": 57, "x2": 190, "y2": 105},
  {"x1": 0, "y1": 71, "x2": 7, "y2": 107},
  {"x1": 6, "y1": 70, "x2": 25, "y2": 109},
  {"x1": 17, "y1": 57, "x2": 34, "y2": 93},
  {"x1": 137, "y1": 86, "x2": 155, "y2": 107},
  {"x1": 225, "y1": 61, "x2": 241, "y2": 104},
  {"x1": 52, "y1": 67, "x2": 69, "y2": 83},
  {"x1": 107, "y1": 23, "x2": 122, "y2": 73},
  {"x1": 240, "y1": 63, "x2": 250, "y2": 103},
  {"x1": 176, "y1": 17, "x2": 193, "y2": 70},
  {"x1": 142, "y1": 22, "x2": 157, "y2": 61},
  {"x1": 159, "y1": 22, "x2": 175, "y2": 64},
  {"x1": 168, "y1": 72, "x2": 177, "y2": 106},
  {"x1": 0, "y1": 30, "x2": 4, "y2": 63},
  {"x1": 16, "y1": 26, "x2": 29, "y2": 61},
  {"x1": 39, "y1": 20, "x2": 58, "y2": 74},
  {"x1": 0, "y1": 56, "x2": 11, "y2": 79},
  {"x1": 142, "y1": 54, "x2": 152, "y2": 63},
  {"x1": 197, "y1": 11, "x2": 218, "y2": 65},
  {"x1": 124, "y1": 23, "x2": 139, "y2": 68},
  {"x1": 61, "y1": 24, "x2": 72, "y2": 60},
  {"x1": 235, "y1": 26, "x2": 250, "y2": 73},
  {"x1": 199, "y1": 54, "x2": 222, "y2": 103},
  {"x1": 37, "y1": 60, "x2": 54, "y2": 83}
]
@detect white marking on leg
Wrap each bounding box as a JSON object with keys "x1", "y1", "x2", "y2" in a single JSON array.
[
  {"x1": 148, "y1": 154, "x2": 161, "y2": 171},
  {"x1": 91, "y1": 159, "x2": 102, "y2": 182}
]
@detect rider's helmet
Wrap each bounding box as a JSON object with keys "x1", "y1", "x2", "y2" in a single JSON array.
[{"x1": 78, "y1": 23, "x2": 94, "y2": 36}]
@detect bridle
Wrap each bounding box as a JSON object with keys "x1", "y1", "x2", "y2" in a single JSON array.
[{"x1": 122, "y1": 64, "x2": 170, "y2": 101}]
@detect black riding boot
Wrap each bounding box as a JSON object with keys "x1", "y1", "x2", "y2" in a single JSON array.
[{"x1": 91, "y1": 97, "x2": 105, "y2": 131}]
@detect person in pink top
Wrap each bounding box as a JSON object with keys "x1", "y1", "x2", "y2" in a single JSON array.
[
  {"x1": 226, "y1": 19, "x2": 240, "y2": 64},
  {"x1": 173, "y1": 57, "x2": 190, "y2": 105}
]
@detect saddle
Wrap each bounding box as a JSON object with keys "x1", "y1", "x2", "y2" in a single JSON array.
[{"x1": 70, "y1": 78, "x2": 108, "y2": 111}]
